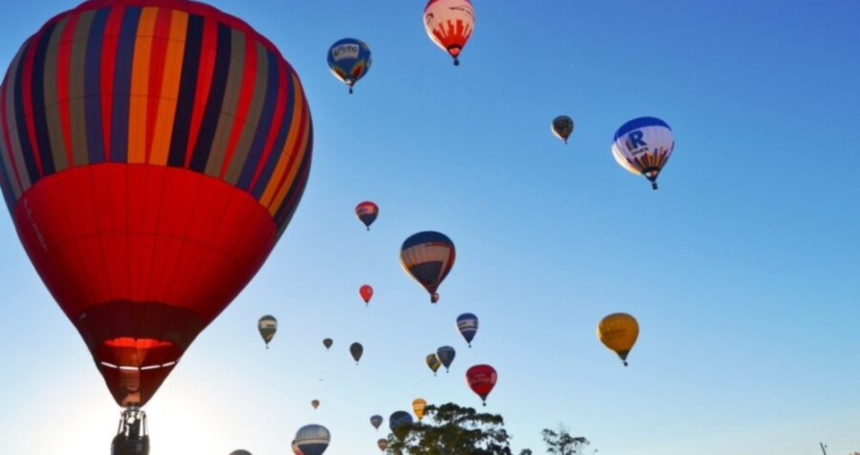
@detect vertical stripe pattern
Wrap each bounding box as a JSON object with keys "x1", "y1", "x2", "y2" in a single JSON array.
[{"x1": 0, "y1": 0, "x2": 312, "y2": 235}]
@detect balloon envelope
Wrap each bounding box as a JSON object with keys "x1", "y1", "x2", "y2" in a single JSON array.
[
  {"x1": 598, "y1": 313, "x2": 640, "y2": 366},
  {"x1": 292, "y1": 440, "x2": 304, "y2": 455},
  {"x1": 311, "y1": 399, "x2": 320, "y2": 410},
  {"x1": 370, "y1": 415, "x2": 383, "y2": 430},
  {"x1": 377, "y1": 438, "x2": 389, "y2": 451},
  {"x1": 611, "y1": 117, "x2": 675, "y2": 190},
  {"x1": 230, "y1": 451, "x2": 252, "y2": 455},
  {"x1": 436, "y1": 346, "x2": 456, "y2": 372},
  {"x1": 323, "y1": 338, "x2": 333, "y2": 350},
  {"x1": 295, "y1": 424, "x2": 331, "y2": 455},
  {"x1": 466, "y1": 365, "x2": 497, "y2": 405},
  {"x1": 0, "y1": 0, "x2": 313, "y2": 408},
  {"x1": 258, "y1": 315, "x2": 277, "y2": 348},
  {"x1": 350, "y1": 342, "x2": 364, "y2": 364},
  {"x1": 412, "y1": 398, "x2": 427, "y2": 421},
  {"x1": 360, "y1": 285, "x2": 374, "y2": 305},
  {"x1": 400, "y1": 232, "x2": 456, "y2": 303},
  {"x1": 426, "y1": 353, "x2": 441, "y2": 375},
  {"x1": 552, "y1": 116, "x2": 574, "y2": 144},
  {"x1": 355, "y1": 201, "x2": 379, "y2": 230},
  {"x1": 389, "y1": 411, "x2": 413, "y2": 431},
  {"x1": 456, "y1": 313, "x2": 478, "y2": 347},
  {"x1": 424, "y1": 0, "x2": 475, "y2": 65},
  {"x1": 327, "y1": 38, "x2": 372, "y2": 93}
]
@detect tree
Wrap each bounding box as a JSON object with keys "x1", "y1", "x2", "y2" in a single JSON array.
[
  {"x1": 387, "y1": 403, "x2": 514, "y2": 455},
  {"x1": 541, "y1": 426, "x2": 590, "y2": 455}
]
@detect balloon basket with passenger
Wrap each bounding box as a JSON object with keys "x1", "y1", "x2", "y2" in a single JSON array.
[{"x1": 111, "y1": 407, "x2": 149, "y2": 455}]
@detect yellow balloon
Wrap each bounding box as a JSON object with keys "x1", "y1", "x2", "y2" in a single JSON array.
[
  {"x1": 597, "y1": 313, "x2": 639, "y2": 367},
  {"x1": 412, "y1": 398, "x2": 427, "y2": 421}
]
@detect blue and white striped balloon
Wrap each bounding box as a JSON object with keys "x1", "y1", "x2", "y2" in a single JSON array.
[
  {"x1": 295, "y1": 424, "x2": 330, "y2": 455},
  {"x1": 456, "y1": 313, "x2": 479, "y2": 347}
]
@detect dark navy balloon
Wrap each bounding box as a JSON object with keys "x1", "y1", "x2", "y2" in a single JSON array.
[
  {"x1": 327, "y1": 38, "x2": 372, "y2": 94},
  {"x1": 400, "y1": 231, "x2": 456, "y2": 303},
  {"x1": 389, "y1": 411, "x2": 414, "y2": 431},
  {"x1": 436, "y1": 346, "x2": 456, "y2": 373},
  {"x1": 456, "y1": 313, "x2": 479, "y2": 347}
]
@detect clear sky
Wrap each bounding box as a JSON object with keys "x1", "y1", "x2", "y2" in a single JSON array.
[{"x1": 0, "y1": 0, "x2": 859, "y2": 454}]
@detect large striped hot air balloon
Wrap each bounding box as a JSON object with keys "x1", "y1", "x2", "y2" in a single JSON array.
[
  {"x1": 0, "y1": 0, "x2": 313, "y2": 416},
  {"x1": 400, "y1": 231, "x2": 456, "y2": 304},
  {"x1": 295, "y1": 425, "x2": 331, "y2": 455}
]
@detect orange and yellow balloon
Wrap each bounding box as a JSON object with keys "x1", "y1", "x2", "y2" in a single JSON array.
[
  {"x1": 597, "y1": 313, "x2": 640, "y2": 367},
  {"x1": 412, "y1": 398, "x2": 427, "y2": 421}
]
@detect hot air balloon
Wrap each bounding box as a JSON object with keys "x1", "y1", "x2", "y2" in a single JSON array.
[
  {"x1": 552, "y1": 116, "x2": 574, "y2": 145},
  {"x1": 412, "y1": 398, "x2": 427, "y2": 421},
  {"x1": 389, "y1": 411, "x2": 413, "y2": 432},
  {"x1": 350, "y1": 342, "x2": 364, "y2": 364},
  {"x1": 311, "y1": 399, "x2": 320, "y2": 410},
  {"x1": 355, "y1": 201, "x2": 379, "y2": 230},
  {"x1": 400, "y1": 232, "x2": 456, "y2": 303},
  {"x1": 370, "y1": 415, "x2": 383, "y2": 431},
  {"x1": 611, "y1": 117, "x2": 675, "y2": 190},
  {"x1": 295, "y1": 424, "x2": 330, "y2": 455},
  {"x1": 466, "y1": 365, "x2": 497, "y2": 406},
  {"x1": 230, "y1": 451, "x2": 252, "y2": 455},
  {"x1": 0, "y1": 0, "x2": 314, "y2": 449},
  {"x1": 424, "y1": 0, "x2": 475, "y2": 66},
  {"x1": 327, "y1": 38, "x2": 372, "y2": 94},
  {"x1": 426, "y1": 353, "x2": 441, "y2": 376},
  {"x1": 437, "y1": 346, "x2": 456, "y2": 373},
  {"x1": 598, "y1": 313, "x2": 640, "y2": 367},
  {"x1": 360, "y1": 285, "x2": 374, "y2": 306},
  {"x1": 323, "y1": 338, "x2": 333, "y2": 351},
  {"x1": 377, "y1": 438, "x2": 389, "y2": 452},
  {"x1": 456, "y1": 313, "x2": 478, "y2": 347},
  {"x1": 292, "y1": 440, "x2": 304, "y2": 455},
  {"x1": 258, "y1": 315, "x2": 278, "y2": 349}
]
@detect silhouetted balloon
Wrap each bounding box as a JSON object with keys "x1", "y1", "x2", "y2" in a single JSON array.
[
  {"x1": 437, "y1": 346, "x2": 456, "y2": 373},
  {"x1": 612, "y1": 117, "x2": 675, "y2": 190},
  {"x1": 401, "y1": 232, "x2": 456, "y2": 303},
  {"x1": 327, "y1": 38, "x2": 372, "y2": 94},
  {"x1": 295, "y1": 425, "x2": 330, "y2": 455},
  {"x1": 389, "y1": 411, "x2": 413, "y2": 431},
  {"x1": 426, "y1": 353, "x2": 441, "y2": 376},
  {"x1": 552, "y1": 115, "x2": 574, "y2": 144},
  {"x1": 598, "y1": 313, "x2": 640, "y2": 367},
  {"x1": 370, "y1": 415, "x2": 383, "y2": 430},
  {"x1": 377, "y1": 438, "x2": 389, "y2": 452},
  {"x1": 356, "y1": 201, "x2": 379, "y2": 230},
  {"x1": 258, "y1": 315, "x2": 278, "y2": 349},
  {"x1": 323, "y1": 339, "x2": 333, "y2": 351},
  {"x1": 230, "y1": 451, "x2": 252, "y2": 455},
  {"x1": 466, "y1": 365, "x2": 497, "y2": 406},
  {"x1": 350, "y1": 342, "x2": 364, "y2": 364},
  {"x1": 311, "y1": 400, "x2": 320, "y2": 410},
  {"x1": 456, "y1": 313, "x2": 479, "y2": 347},
  {"x1": 424, "y1": 0, "x2": 475, "y2": 66},
  {"x1": 0, "y1": 0, "x2": 314, "y2": 409}
]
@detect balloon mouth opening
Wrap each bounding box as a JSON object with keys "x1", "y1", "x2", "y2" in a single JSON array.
[{"x1": 104, "y1": 338, "x2": 173, "y2": 349}]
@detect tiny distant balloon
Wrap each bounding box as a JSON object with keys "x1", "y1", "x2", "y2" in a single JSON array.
[
  {"x1": 360, "y1": 285, "x2": 374, "y2": 306},
  {"x1": 389, "y1": 411, "x2": 414, "y2": 432},
  {"x1": 611, "y1": 117, "x2": 675, "y2": 190},
  {"x1": 598, "y1": 313, "x2": 640, "y2": 367},
  {"x1": 351, "y1": 342, "x2": 364, "y2": 364},
  {"x1": 295, "y1": 425, "x2": 330, "y2": 455},
  {"x1": 412, "y1": 398, "x2": 427, "y2": 421},
  {"x1": 258, "y1": 315, "x2": 278, "y2": 349},
  {"x1": 436, "y1": 346, "x2": 456, "y2": 373},
  {"x1": 370, "y1": 415, "x2": 384, "y2": 430},
  {"x1": 552, "y1": 115, "x2": 574, "y2": 145},
  {"x1": 311, "y1": 400, "x2": 320, "y2": 410},
  {"x1": 401, "y1": 232, "x2": 456, "y2": 304},
  {"x1": 328, "y1": 38, "x2": 372, "y2": 94},
  {"x1": 323, "y1": 338, "x2": 333, "y2": 351},
  {"x1": 356, "y1": 201, "x2": 379, "y2": 230},
  {"x1": 456, "y1": 313, "x2": 479, "y2": 347},
  {"x1": 424, "y1": 0, "x2": 476, "y2": 66},
  {"x1": 426, "y1": 353, "x2": 441, "y2": 376},
  {"x1": 230, "y1": 451, "x2": 252, "y2": 455},
  {"x1": 377, "y1": 438, "x2": 389, "y2": 452},
  {"x1": 466, "y1": 364, "x2": 497, "y2": 406}
]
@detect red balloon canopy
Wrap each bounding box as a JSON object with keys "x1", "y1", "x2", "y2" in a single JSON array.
[
  {"x1": 466, "y1": 364, "x2": 497, "y2": 405},
  {"x1": 0, "y1": 0, "x2": 313, "y2": 407},
  {"x1": 360, "y1": 284, "x2": 374, "y2": 304}
]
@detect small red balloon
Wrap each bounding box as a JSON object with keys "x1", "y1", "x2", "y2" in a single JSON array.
[
  {"x1": 360, "y1": 285, "x2": 374, "y2": 305},
  {"x1": 466, "y1": 364, "x2": 497, "y2": 406}
]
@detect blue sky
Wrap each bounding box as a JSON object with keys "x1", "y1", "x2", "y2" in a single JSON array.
[{"x1": 1, "y1": 0, "x2": 859, "y2": 454}]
